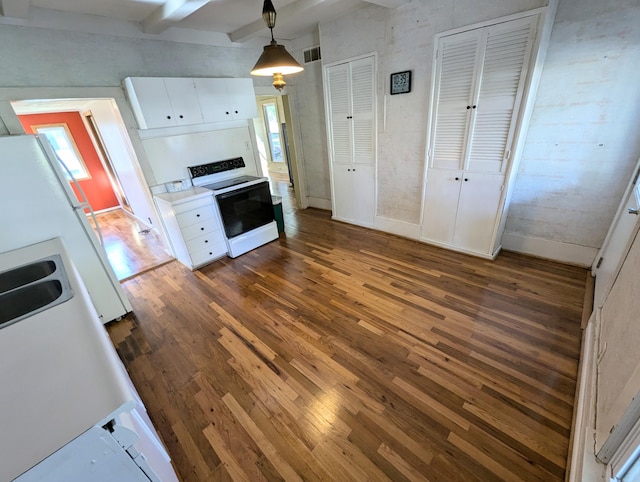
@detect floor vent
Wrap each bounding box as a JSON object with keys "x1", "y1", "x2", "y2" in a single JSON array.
[{"x1": 303, "y1": 46, "x2": 321, "y2": 64}]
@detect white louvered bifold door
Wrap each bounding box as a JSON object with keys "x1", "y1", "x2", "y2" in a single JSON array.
[
  {"x1": 350, "y1": 57, "x2": 375, "y2": 165},
  {"x1": 327, "y1": 63, "x2": 352, "y2": 165},
  {"x1": 430, "y1": 30, "x2": 482, "y2": 170},
  {"x1": 466, "y1": 16, "x2": 536, "y2": 173}
]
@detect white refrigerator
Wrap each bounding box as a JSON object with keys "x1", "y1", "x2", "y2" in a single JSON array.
[{"x1": 0, "y1": 134, "x2": 131, "y2": 322}]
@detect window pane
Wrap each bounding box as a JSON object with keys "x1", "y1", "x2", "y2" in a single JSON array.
[{"x1": 33, "y1": 124, "x2": 90, "y2": 181}]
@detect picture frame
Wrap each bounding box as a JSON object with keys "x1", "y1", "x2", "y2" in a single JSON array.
[{"x1": 390, "y1": 71, "x2": 411, "y2": 95}]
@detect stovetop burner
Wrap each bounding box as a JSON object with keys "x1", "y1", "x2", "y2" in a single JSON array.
[{"x1": 202, "y1": 175, "x2": 264, "y2": 191}]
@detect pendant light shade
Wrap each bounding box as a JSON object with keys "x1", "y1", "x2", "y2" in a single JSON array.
[{"x1": 250, "y1": 0, "x2": 304, "y2": 91}]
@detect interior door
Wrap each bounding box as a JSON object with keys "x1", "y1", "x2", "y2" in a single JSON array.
[{"x1": 593, "y1": 160, "x2": 640, "y2": 308}]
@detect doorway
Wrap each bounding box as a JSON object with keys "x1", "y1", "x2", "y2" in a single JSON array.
[
  {"x1": 10, "y1": 97, "x2": 172, "y2": 280},
  {"x1": 255, "y1": 96, "x2": 293, "y2": 186}
]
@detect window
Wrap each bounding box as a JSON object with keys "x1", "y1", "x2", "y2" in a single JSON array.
[{"x1": 32, "y1": 124, "x2": 91, "y2": 180}]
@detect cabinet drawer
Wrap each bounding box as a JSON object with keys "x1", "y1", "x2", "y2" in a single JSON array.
[
  {"x1": 189, "y1": 241, "x2": 228, "y2": 267},
  {"x1": 185, "y1": 230, "x2": 225, "y2": 254},
  {"x1": 172, "y1": 195, "x2": 214, "y2": 215},
  {"x1": 176, "y1": 204, "x2": 215, "y2": 228},
  {"x1": 181, "y1": 218, "x2": 221, "y2": 241}
]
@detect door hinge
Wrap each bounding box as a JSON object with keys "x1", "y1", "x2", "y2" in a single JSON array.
[
  {"x1": 596, "y1": 256, "x2": 604, "y2": 269},
  {"x1": 633, "y1": 166, "x2": 640, "y2": 186},
  {"x1": 500, "y1": 184, "x2": 505, "y2": 192},
  {"x1": 505, "y1": 150, "x2": 511, "y2": 160}
]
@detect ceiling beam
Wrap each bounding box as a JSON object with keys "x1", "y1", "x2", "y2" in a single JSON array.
[
  {"x1": 362, "y1": 0, "x2": 410, "y2": 7},
  {"x1": 0, "y1": 0, "x2": 30, "y2": 18},
  {"x1": 141, "y1": 0, "x2": 211, "y2": 35},
  {"x1": 229, "y1": 0, "x2": 344, "y2": 43}
]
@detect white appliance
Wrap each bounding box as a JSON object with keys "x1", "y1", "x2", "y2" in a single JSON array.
[
  {"x1": 0, "y1": 135, "x2": 131, "y2": 323},
  {"x1": 189, "y1": 157, "x2": 279, "y2": 258},
  {"x1": 0, "y1": 238, "x2": 178, "y2": 481}
]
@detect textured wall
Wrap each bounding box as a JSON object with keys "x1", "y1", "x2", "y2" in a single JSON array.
[
  {"x1": 318, "y1": 0, "x2": 546, "y2": 224},
  {"x1": 291, "y1": 32, "x2": 331, "y2": 203},
  {"x1": 0, "y1": 24, "x2": 264, "y2": 87},
  {"x1": 504, "y1": 0, "x2": 640, "y2": 248}
]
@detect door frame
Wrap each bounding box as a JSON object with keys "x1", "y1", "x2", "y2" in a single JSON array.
[
  {"x1": 253, "y1": 86, "x2": 306, "y2": 209},
  {"x1": 0, "y1": 86, "x2": 168, "y2": 250}
]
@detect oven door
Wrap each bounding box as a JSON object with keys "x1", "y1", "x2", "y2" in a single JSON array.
[{"x1": 215, "y1": 181, "x2": 275, "y2": 239}]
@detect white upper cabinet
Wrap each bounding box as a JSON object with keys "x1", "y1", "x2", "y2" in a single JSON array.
[
  {"x1": 194, "y1": 78, "x2": 258, "y2": 123},
  {"x1": 326, "y1": 56, "x2": 375, "y2": 166},
  {"x1": 124, "y1": 77, "x2": 257, "y2": 129},
  {"x1": 124, "y1": 77, "x2": 203, "y2": 129},
  {"x1": 429, "y1": 16, "x2": 536, "y2": 174}
]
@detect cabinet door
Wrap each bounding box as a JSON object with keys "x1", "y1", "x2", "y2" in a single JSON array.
[
  {"x1": 466, "y1": 17, "x2": 536, "y2": 173},
  {"x1": 126, "y1": 77, "x2": 177, "y2": 129},
  {"x1": 163, "y1": 78, "x2": 203, "y2": 126},
  {"x1": 332, "y1": 165, "x2": 353, "y2": 222},
  {"x1": 453, "y1": 172, "x2": 504, "y2": 254},
  {"x1": 332, "y1": 165, "x2": 375, "y2": 226},
  {"x1": 350, "y1": 57, "x2": 375, "y2": 165},
  {"x1": 326, "y1": 64, "x2": 353, "y2": 165},
  {"x1": 351, "y1": 165, "x2": 375, "y2": 226},
  {"x1": 194, "y1": 78, "x2": 231, "y2": 123},
  {"x1": 430, "y1": 30, "x2": 482, "y2": 170},
  {"x1": 226, "y1": 78, "x2": 258, "y2": 120},
  {"x1": 421, "y1": 168, "x2": 462, "y2": 245}
]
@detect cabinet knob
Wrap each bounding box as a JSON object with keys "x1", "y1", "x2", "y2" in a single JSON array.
[
  {"x1": 167, "y1": 115, "x2": 171, "y2": 119},
  {"x1": 179, "y1": 115, "x2": 184, "y2": 119},
  {"x1": 196, "y1": 214, "x2": 200, "y2": 217},
  {"x1": 472, "y1": 105, "x2": 477, "y2": 109},
  {"x1": 347, "y1": 168, "x2": 351, "y2": 172},
  {"x1": 209, "y1": 252, "x2": 212, "y2": 255},
  {"x1": 235, "y1": 110, "x2": 239, "y2": 114},
  {"x1": 226, "y1": 111, "x2": 230, "y2": 115},
  {"x1": 455, "y1": 177, "x2": 460, "y2": 180},
  {"x1": 201, "y1": 227, "x2": 204, "y2": 231},
  {"x1": 353, "y1": 168, "x2": 356, "y2": 172},
  {"x1": 205, "y1": 239, "x2": 209, "y2": 243},
  {"x1": 466, "y1": 106, "x2": 471, "y2": 110},
  {"x1": 464, "y1": 178, "x2": 469, "y2": 182}
]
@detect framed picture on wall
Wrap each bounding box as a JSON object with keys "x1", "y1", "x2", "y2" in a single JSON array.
[{"x1": 390, "y1": 71, "x2": 411, "y2": 95}]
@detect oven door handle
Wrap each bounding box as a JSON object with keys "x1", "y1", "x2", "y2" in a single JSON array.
[{"x1": 215, "y1": 182, "x2": 269, "y2": 200}]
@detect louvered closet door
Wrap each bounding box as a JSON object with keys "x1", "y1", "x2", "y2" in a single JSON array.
[
  {"x1": 326, "y1": 63, "x2": 352, "y2": 165},
  {"x1": 430, "y1": 30, "x2": 482, "y2": 170},
  {"x1": 466, "y1": 17, "x2": 536, "y2": 173},
  {"x1": 350, "y1": 57, "x2": 375, "y2": 165}
]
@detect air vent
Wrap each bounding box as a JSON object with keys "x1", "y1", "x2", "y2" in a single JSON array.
[{"x1": 303, "y1": 46, "x2": 321, "y2": 64}]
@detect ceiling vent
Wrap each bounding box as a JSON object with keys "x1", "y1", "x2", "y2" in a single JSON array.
[{"x1": 303, "y1": 46, "x2": 321, "y2": 64}]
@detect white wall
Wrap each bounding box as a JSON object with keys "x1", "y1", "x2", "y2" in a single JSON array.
[
  {"x1": 291, "y1": 31, "x2": 331, "y2": 207},
  {"x1": 317, "y1": 0, "x2": 546, "y2": 225},
  {"x1": 504, "y1": 0, "x2": 640, "y2": 253},
  {"x1": 311, "y1": 0, "x2": 640, "y2": 263}
]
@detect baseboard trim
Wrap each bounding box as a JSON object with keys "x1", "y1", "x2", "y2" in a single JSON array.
[
  {"x1": 306, "y1": 197, "x2": 332, "y2": 210},
  {"x1": 374, "y1": 216, "x2": 421, "y2": 240},
  {"x1": 501, "y1": 232, "x2": 598, "y2": 267}
]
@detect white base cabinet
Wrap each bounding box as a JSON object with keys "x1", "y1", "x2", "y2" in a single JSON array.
[
  {"x1": 332, "y1": 164, "x2": 375, "y2": 226},
  {"x1": 154, "y1": 188, "x2": 227, "y2": 270},
  {"x1": 422, "y1": 169, "x2": 504, "y2": 256}
]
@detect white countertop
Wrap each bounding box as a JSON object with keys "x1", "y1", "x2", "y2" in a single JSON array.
[
  {"x1": 154, "y1": 186, "x2": 213, "y2": 205},
  {"x1": 0, "y1": 238, "x2": 136, "y2": 481}
]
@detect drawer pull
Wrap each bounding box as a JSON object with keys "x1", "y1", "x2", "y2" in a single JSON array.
[
  {"x1": 196, "y1": 214, "x2": 200, "y2": 217},
  {"x1": 201, "y1": 227, "x2": 205, "y2": 231},
  {"x1": 205, "y1": 240, "x2": 209, "y2": 243}
]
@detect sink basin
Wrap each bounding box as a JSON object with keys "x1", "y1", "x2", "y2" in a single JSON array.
[
  {"x1": 0, "y1": 260, "x2": 57, "y2": 294},
  {"x1": 0, "y1": 255, "x2": 72, "y2": 329},
  {"x1": 0, "y1": 280, "x2": 64, "y2": 327}
]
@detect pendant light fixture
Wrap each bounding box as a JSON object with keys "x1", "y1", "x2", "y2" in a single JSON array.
[{"x1": 250, "y1": 0, "x2": 304, "y2": 91}]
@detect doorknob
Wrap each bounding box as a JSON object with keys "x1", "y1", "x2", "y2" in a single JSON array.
[{"x1": 629, "y1": 207, "x2": 640, "y2": 215}]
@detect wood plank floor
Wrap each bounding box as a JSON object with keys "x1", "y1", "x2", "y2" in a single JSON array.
[
  {"x1": 91, "y1": 209, "x2": 173, "y2": 280},
  {"x1": 107, "y1": 191, "x2": 586, "y2": 481}
]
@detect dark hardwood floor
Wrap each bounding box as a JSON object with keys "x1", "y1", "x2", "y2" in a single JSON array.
[{"x1": 107, "y1": 183, "x2": 586, "y2": 481}]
